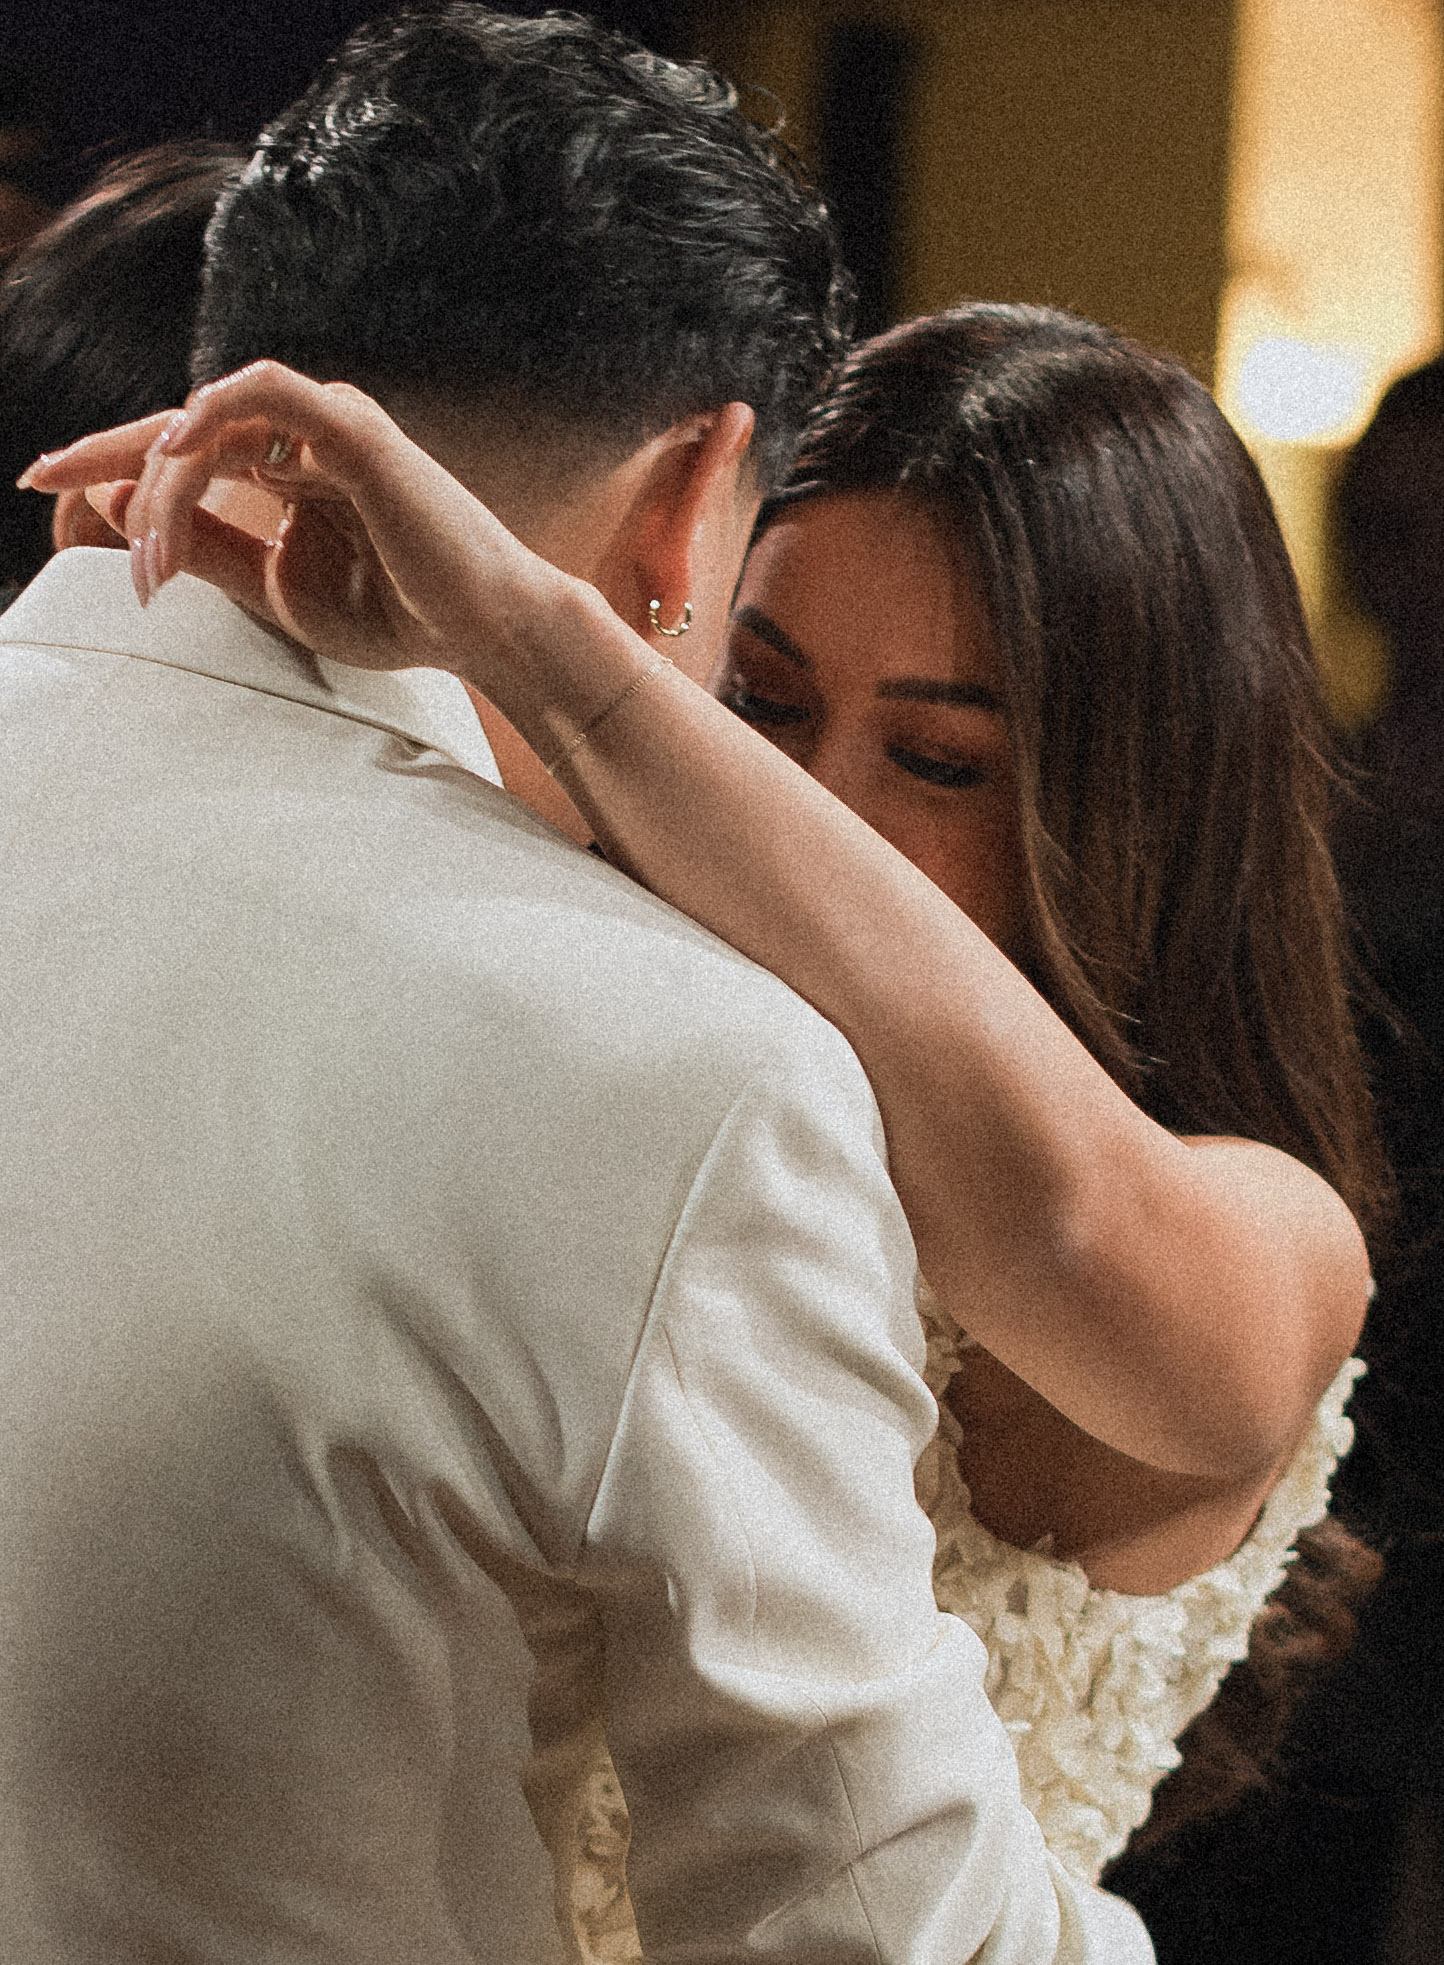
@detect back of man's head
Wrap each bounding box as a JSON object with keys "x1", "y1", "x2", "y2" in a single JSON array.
[{"x1": 193, "y1": 4, "x2": 852, "y2": 491}]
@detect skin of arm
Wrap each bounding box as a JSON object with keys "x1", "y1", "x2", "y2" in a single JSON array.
[{"x1": 527, "y1": 591, "x2": 1368, "y2": 1499}]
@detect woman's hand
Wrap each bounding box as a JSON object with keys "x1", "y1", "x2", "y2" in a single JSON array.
[{"x1": 20, "y1": 361, "x2": 585, "y2": 697}]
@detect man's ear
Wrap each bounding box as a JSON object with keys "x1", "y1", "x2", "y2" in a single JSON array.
[
  {"x1": 592, "y1": 401, "x2": 758, "y2": 679},
  {"x1": 52, "y1": 485, "x2": 128, "y2": 553}
]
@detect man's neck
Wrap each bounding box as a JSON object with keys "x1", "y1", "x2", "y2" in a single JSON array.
[
  {"x1": 198, "y1": 479, "x2": 583, "y2": 840},
  {"x1": 205, "y1": 409, "x2": 654, "y2": 853},
  {"x1": 467, "y1": 686, "x2": 595, "y2": 846}
]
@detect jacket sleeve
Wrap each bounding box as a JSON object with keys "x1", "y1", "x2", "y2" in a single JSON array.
[{"x1": 579, "y1": 1019, "x2": 1153, "y2": 1965}]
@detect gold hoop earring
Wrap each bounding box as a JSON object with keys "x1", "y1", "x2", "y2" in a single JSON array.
[{"x1": 648, "y1": 598, "x2": 693, "y2": 638}]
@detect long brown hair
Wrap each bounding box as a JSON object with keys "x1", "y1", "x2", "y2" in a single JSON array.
[
  {"x1": 760, "y1": 301, "x2": 1388, "y2": 1845},
  {"x1": 763, "y1": 303, "x2": 1388, "y2": 1238}
]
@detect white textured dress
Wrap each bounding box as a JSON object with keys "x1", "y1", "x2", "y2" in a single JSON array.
[{"x1": 563, "y1": 1285, "x2": 1365, "y2": 1961}]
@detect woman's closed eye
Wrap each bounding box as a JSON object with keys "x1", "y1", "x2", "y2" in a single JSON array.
[
  {"x1": 888, "y1": 744, "x2": 985, "y2": 790},
  {"x1": 725, "y1": 678, "x2": 991, "y2": 788},
  {"x1": 725, "y1": 683, "x2": 811, "y2": 728}
]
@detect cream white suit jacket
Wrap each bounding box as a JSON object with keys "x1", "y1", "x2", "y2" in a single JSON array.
[{"x1": 0, "y1": 550, "x2": 1151, "y2": 1964}]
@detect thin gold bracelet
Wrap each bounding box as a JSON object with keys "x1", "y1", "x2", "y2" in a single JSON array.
[{"x1": 545, "y1": 652, "x2": 675, "y2": 777}]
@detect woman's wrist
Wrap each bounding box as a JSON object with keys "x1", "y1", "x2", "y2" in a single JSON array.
[
  {"x1": 449, "y1": 565, "x2": 651, "y2": 761},
  {"x1": 529, "y1": 583, "x2": 667, "y2": 770},
  {"x1": 545, "y1": 645, "x2": 677, "y2": 777}
]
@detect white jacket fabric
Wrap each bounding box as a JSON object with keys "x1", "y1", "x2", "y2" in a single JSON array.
[{"x1": 0, "y1": 549, "x2": 1152, "y2": 1964}]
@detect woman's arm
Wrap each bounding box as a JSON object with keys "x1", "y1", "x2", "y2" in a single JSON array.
[
  {"x1": 25, "y1": 367, "x2": 1370, "y2": 1484},
  {"x1": 539, "y1": 615, "x2": 1368, "y2": 1482}
]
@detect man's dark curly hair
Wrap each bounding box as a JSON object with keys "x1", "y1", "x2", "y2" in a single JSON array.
[{"x1": 193, "y1": 5, "x2": 853, "y2": 487}]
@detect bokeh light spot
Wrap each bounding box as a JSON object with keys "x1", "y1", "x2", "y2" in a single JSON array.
[{"x1": 1235, "y1": 337, "x2": 1371, "y2": 444}]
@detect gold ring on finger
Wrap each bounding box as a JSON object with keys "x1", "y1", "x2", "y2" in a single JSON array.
[{"x1": 264, "y1": 431, "x2": 294, "y2": 468}]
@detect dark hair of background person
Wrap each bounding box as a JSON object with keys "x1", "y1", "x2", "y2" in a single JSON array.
[
  {"x1": 1338, "y1": 354, "x2": 1444, "y2": 774},
  {"x1": 0, "y1": 143, "x2": 243, "y2": 596},
  {"x1": 193, "y1": 3, "x2": 853, "y2": 491},
  {"x1": 1333, "y1": 357, "x2": 1444, "y2": 1498},
  {"x1": 756, "y1": 300, "x2": 1391, "y2": 1849}
]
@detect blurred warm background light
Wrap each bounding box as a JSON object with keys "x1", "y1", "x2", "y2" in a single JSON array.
[
  {"x1": 1217, "y1": 0, "x2": 1443, "y2": 452},
  {"x1": 1216, "y1": 0, "x2": 1443, "y2": 720},
  {"x1": 1235, "y1": 339, "x2": 1372, "y2": 447}
]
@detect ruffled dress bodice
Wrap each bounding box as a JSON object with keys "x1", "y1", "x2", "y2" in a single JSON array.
[
  {"x1": 565, "y1": 1286, "x2": 1364, "y2": 1957},
  {"x1": 914, "y1": 1286, "x2": 1364, "y2": 1883}
]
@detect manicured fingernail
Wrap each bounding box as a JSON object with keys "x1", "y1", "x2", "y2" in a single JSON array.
[
  {"x1": 130, "y1": 536, "x2": 149, "y2": 607},
  {"x1": 156, "y1": 410, "x2": 189, "y2": 453},
  {"x1": 16, "y1": 454, "x2": 51, "y2": 489},
  {"x1": 145, "y1": 529, "x2": 163, "y2": 599}
]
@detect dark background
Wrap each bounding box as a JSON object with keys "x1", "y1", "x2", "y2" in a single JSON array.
[
  {"x1": 4, "y1": 1, "x2": 704, "y2": 189},
  {"x1": 2, "y1": 0, "x2": 910, "y2": 334}
]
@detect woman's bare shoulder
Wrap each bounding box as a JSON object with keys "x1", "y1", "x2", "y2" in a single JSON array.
[{"x1": 1179, "y1": 1135, "x2": 1372, "y2": 1374}]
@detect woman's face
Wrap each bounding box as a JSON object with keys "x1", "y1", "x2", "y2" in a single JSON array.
[{"x1": 718, "y1": 491, "x2": 1028, "y2": 954}]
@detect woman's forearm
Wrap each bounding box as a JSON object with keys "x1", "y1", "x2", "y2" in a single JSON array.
[
  {"x1": 470, "y1": 584, "x2": 1361, "y2": 1479},
  {"x1": 29, "y1": 360, "x2": 1357, "y2": 1479}
]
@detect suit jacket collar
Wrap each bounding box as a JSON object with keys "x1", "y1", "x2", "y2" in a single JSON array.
[{"x1": 0, "y1": 547, "x2": 502, "y2": 785}]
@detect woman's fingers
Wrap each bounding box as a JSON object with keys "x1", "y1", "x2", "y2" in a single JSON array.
[
  {"x1": 144, "y1": 445, "x2": 239, "y2": 596},
  {"x1": 83, "y1": 481, "x2": 138, "y2": 538},
  {"x1": 24, "y1": 409, "x2": 328, "y2": 609},
  {"x1": 17, "y1": 367, "x2": 360, "y2": 495},
  {"x1": 19, "y1": 412, "x2": 177, "y2": 493},
  {"x1": 22, "y1": 359, "x2": 551, "y2": 682},
  {"x1": 123, "y1": 413, "x2": 352, "y2": 604},
  {"x1": 183, "y1": 508, "x2": 281, "y2": 626},
  {"x1": 267, "y1": 502, "x2": 391, "y2": 664},
  {"x1": 136, "y1": 377, "x2": 406, "y2": 606},
  {"x1": 158, "y1": 366, "x2": 489, "y2": 573},
  {"x1": 159, "y1": 364, "x2": 391, "y2": 497},
  {"x1": 71, "y1": 475, "x2": 273, "y2": 625},
  {"x1": 152, "y1": 367, "x2": 527, "y2": 649}
]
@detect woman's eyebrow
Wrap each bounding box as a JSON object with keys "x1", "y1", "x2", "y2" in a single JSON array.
[
  {"x1": 876, "y1": 677, "x2": 1004, "y2": 712},
  {"x1": 732, "y1": 605, "x2": 811, "y2": 669},
  {"x1": 733, "y1": 605, "x2": 1002, "y2": 713}
]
